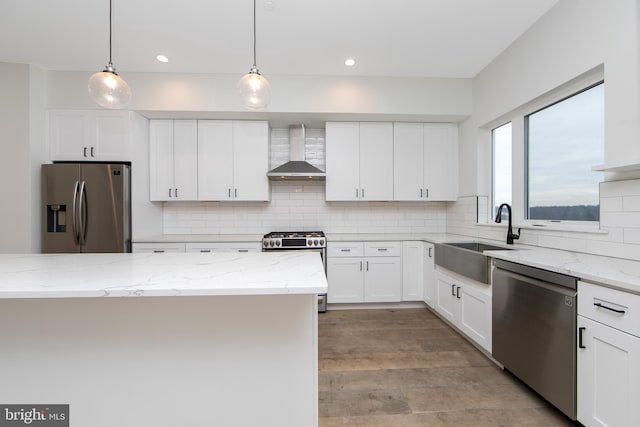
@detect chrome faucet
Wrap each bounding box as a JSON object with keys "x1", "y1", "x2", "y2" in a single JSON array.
[{"x1": 495, "y1": 203, "x2": 520, "y2": 245}]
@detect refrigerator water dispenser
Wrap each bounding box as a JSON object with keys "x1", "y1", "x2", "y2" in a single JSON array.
[{"x1": 46, "y1": 204, "x2": 66, "y2": 232}]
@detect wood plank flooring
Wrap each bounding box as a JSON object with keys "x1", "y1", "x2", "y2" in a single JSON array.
[{"x1": 318, "y1": 308, "x2": 575, "y2": 426}]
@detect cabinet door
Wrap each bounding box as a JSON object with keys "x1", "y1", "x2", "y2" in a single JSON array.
[
  {"x1": 233, "y1": 121, "x2": 270, "y2": 201},
  {"x1": 327, "y1": 257, "x2": 364, "y2": 303},
  {"x1": 423, "y1": 243, "x2": 435, "y2": 307},
  {"x1": 577, "y1": 316, "x2": 640, "y2": 427},
  {"x1": 458, "y1": 283, "x2": 492, "y2": 352},
  {"x1": 423, "y1": 124, "x2": 458, "y2": 201},
  {"x1": 198, "y1": 120, "x2": 234, "y2": 200},
  {"x1": 49, "y1": 110, "x2": 89, "y2": 161},
  {"x1": 93, "y1": 111, "x2": 130, "y2": 161},
  {"x1": 359, "y1": 122, "x2": 393, "y2": 201},
  {"x1": 149, "y1": 120, "x2": 175, "y2": 201},
  {"x1": 326, "y1": 122, "x2": 360, "y2": 201},
  {"x1": 393, "y1": 123, "x2": 424, "y2": 201},
  {"x1": 434, "y1": 270, "x2": 457, "y2": 323},
  {"x1": 173, "y1": 120, "x2": 198, "y2": 201},
  {"x1": 402, "y1": 241, "x2": 424, "y2": 301},
  {"x1": 364, "y1": 257, "x2": 402, "y2": 303}
]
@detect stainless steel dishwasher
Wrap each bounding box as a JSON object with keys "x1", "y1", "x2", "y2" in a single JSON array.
[{"x1": 492, "y1": 259, "x2": 577, "y2": 420}]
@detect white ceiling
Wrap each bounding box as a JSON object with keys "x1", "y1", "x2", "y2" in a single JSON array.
[{"x1": 0, "y1": 0, "x2": 558, "y2": 79}]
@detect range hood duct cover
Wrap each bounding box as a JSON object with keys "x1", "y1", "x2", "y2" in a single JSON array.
[{"x1": 267, "y1": 125, "x2": 326, "y2": 180}]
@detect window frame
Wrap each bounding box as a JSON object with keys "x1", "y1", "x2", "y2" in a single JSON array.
[{"x1": 481, "y1": 67, "x2": 605, "y2": 232}]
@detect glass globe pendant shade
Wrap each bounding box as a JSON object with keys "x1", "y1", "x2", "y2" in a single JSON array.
[
  {"x1": 88, "y1": 65, "x2": 131, "y2": 109},
  {"x1": 237, "y1": 67, "x2": 271, "y2": 110}
]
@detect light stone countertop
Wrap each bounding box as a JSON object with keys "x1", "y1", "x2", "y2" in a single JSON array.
[
  {"x1": 0, "y1": 252, "x2": 328, "y2": 299},
  {"x1": 133, "y1": 232, "x2": 640, "y2": 295}
]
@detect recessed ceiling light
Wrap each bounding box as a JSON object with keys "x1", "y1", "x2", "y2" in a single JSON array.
[
  {"x1": 156, "y1": 54, "x2": 169, "y2": 63},
  {"x1": 345, "y1": 58, "x2": 356, "y2": 67}
]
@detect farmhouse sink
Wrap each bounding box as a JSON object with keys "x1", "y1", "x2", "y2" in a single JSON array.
[{"x1": 434, "y1": 241, "x2": 512, "y2": 284}]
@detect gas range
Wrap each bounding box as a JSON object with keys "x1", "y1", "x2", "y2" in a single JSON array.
[{"x1": 262, "y1": 231, "x2": 326, "y2": 250}]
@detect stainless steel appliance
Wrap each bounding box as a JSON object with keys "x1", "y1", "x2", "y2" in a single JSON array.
[
  {"x1": 262, "y1": 231, "x2": 327, "y2": 312},
  {"x1": 492, "y1": 259, "x2": 577, "y2": 420},
  {"x1": 42, "y1": 163, "x2": 131, "y2": 253}
]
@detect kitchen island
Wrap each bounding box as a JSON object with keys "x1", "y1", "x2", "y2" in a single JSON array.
[{"x1": 0, "y1": 252, "x2": 327, "y2": 427}]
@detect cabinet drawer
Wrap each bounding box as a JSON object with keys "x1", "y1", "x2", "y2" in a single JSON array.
[
  {"x1": 185, "y1": 242, "x2": 261, "y2": 253},
  {"x1": 578, "y1": 281, "x2": 640, "y2": 338},
  {"x1": 364, "y1": 241, "x2": 401, "y2": 257},
  {"x1": 132, "y1": 243, "x2": 186, "y2": 253},
  {"x1": 327, "y1": 242, "x2": 364, "y2": 257}
]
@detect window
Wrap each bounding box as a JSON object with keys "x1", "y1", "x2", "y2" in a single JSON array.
[
  {"x1": 492, "y1": 122, "x2": 512, "y2": 220},
  {"x1": 525, "y1": 83, "x2": 604, "y2": 222}
]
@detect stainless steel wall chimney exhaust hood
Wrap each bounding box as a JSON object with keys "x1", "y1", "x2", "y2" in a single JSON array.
[{"x1": 267, "y1": 125, "x2": 326, "y2": 180}]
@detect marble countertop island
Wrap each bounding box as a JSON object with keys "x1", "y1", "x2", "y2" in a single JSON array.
[{"x1": 0, "y1": 252, "x2": 327, "y2": 299}]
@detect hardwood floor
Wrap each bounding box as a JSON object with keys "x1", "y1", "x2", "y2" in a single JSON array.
[{"x1": 318, "y1": 308, "x2": 575, "y2": 426}]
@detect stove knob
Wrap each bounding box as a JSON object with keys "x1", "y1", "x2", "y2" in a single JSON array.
[
  {"x1": 269, "y1": 241, "x2": 275, "y2": 247},
  {"x1": 320, "y1": 239, "x2": 325, "y2": 246},
  {"x1": 307, "y1": 239, "x2": 312, "y2": 246},
  {"x1": 263, "y1": 241, "x2": 269, "y2": 247},
  {"x1": 276, "y1": 240, "x2": 281, "y2": 247},
  {"x1": 314, "y1": 239, "x2": 319, "y2": 246}
]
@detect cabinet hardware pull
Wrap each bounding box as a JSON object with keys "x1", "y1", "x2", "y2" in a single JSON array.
[
  {"x1": 377, "y1": 248, "x2": 388, "y2": 252},
  {"x1": 366, "y1": 261, "x2": 369, "y2": 271},
  {"x1": 420, "y1": 188, "x2": 423, "y2": 198},
  {"x1": 360, "y1": 261, "x2": 363, "y2": 271},
  {"x1": 200, "y1": 249, "x2": 211, "y2": 253},
  {"x1": 153, "y1": 250, "x2": 165, "y2": 253},
  {"x1": 238, "y1": 249, "x2": 249, "y2": 253},
  {"x1": 428, "y1": 247, "x2": 432, "y2": 257},
  {"x1": 451, "y1": 284, "x2": 456, "y2": 296},
  {"x1": 426, "y1": 188, "x2": 429, "y2": 198},
  {"x1": 169, "y1": 188, "x2": 172, "y2": 198},
  {"x1": 593, "y1": 302, "x2": 626, "y2": 314},
  {"x1": 362, "y1": 189, "x2": 365, "y2": 198},
  {"x1": 356, "y1": 188, "x2": 359, "y2": 198},
  {"x1": 83, "y1": 147, "x2": 88, "y2": 157},
  {"x1": 578, "y1": 327, "x2": 586, "y2": 349},
  {"x1": 340, "y1": 249, "x2": 351, "y2": 252},
  {"x1": 235, "y1": 188, "x2": 238, "y2": 198},
  {"x1": 228, "y1": 188, "x2": 231, "y2": 198},
  {"x1": 175, "y1": 188, "x2": 179, "y2": 198},
  {"x1": 90, "y1": 146, "x2": 95, "y2": 157},
  {"x1": 456, "y1": 286, "x2": 461, "y2": 299}
]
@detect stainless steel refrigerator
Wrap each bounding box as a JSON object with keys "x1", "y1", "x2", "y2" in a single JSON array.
[{"x1": 42, "y1": 163, "x2": 131, "y2": 253}]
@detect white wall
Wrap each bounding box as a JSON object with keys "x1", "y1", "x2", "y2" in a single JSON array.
[
  {"x1": 452, "y1": 0, "x2": 640, "y2": 261},
  {"x1": 0, "y1": 63, "x2": 33, "y2": 253}
]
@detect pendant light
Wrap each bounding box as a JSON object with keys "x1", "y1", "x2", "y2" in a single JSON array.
[
  {"x1": 237, "y1": 0, "x2": 272, "y2": 110},
  {"x1": 88, "y1": 0, "x2": 131, "y2": 109}
]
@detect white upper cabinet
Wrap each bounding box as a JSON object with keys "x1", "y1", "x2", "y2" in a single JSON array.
[
  {"x1": 49, "y1": 110, "x2": 132, "y2": 161},
  {"x1": 326, "y1": 122, "x2": 393, "y2": 201},
  {"x1": 149, "y1": 120, "x2": 198, "y2": 201},
  {"x1": 198, "y1": 120, "x2": 269, "y2": 201},
  {"x1": 393, "y1": 123, "x2": 458, "y2": 201}
]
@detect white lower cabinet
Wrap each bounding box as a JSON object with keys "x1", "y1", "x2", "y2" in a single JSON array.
[
  {"x1": 131, "y1": 243, "x2": 186, "y2": 253},
  {"x1": 434, "y1": 268, "x2": 492, "y2": 352},
  {"x1": 185, "y1": 242, "x2": 261, "y2": 253},
  {"x1": 327, "y1": 242, "x2": 402, "y2": 303},
  {"x1": 577, "y1": 281, "x2": 640, "y2": 427},
  {"x1": 401, "y1": 241, "x2": 434, "y2": 305}
]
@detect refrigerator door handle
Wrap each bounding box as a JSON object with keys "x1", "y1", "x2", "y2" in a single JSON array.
[
  {"x1": 72, "y1": 181, "x2": 80, "y2": 245},
  {"x1": 78, "y1": 180, "x2": 87, "y2": 245}
]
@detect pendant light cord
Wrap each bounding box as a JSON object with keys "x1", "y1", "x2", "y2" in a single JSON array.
[
  {"x1": 252, "y1": 0, "x2": 257, "y2": 68},
  {"x1": 108, "y1": 0, "x2": 113, "y2": 66}
]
